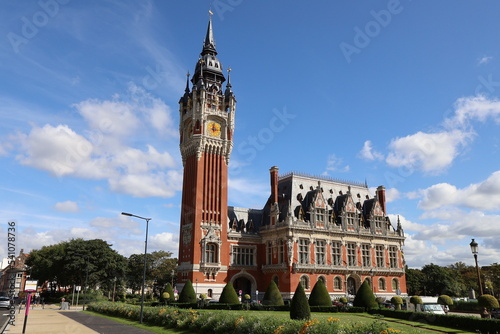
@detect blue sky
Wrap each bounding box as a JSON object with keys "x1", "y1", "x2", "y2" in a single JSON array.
[{"x1": 1, "y1": 0, "x2": 500, "y2": 269}]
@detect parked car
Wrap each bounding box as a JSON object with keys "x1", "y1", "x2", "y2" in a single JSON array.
[
  {"x1": 421, "y1": 303, "x2": 445, "y2": 315},
  {"x1": 491, "y1": 308, "x2": 500, "y2": 319},
  {"x1": 0, "y1": 296, "x2": 10, "y2": 309}
]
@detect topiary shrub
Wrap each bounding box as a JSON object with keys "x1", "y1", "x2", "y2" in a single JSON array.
[
  {"x1": 390, "y1": 296, "x2": 403, "y2": 310},
  {"x1": 178, "y1": 280, "x2": 196, "y2": 303},
  {"x1": 409, "y1": 295, "x2": 422, "y2": 311},
  {"x1": 262, "y1": 280, "x2": 284, "y2": 306},
  {"x1": 478, "y1": 294, "x2": 499, "y2": 317},
  {"x1": 290, "y1": 283, "x2": 310, "y2": 320},
  {"x1": 339, "y1": 297, "x2": 348, "y2": 304},
  {"x1": 164, "y1": 283, "x2": 175, "y2": 303},
  {"x1": 308, "y1": 280, "x2": 332, "y2": 307},
  {"x1": 219, "y1": 282, "x2": 240, "y2": 304},
  {"x1": 437, "y1": 295, "x2": 453, "y2": 310},
  {"x1": 353, "y1": 281, "x2": 377, "y2": 309}
]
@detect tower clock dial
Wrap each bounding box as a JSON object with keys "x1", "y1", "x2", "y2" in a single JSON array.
[{"x1": 207, "y1": 121, "x2": 221, "y2": 137}]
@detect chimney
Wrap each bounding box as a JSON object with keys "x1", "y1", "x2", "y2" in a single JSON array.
[
  {"x1": 270, "y1": 166, "x2": 279, "y2": 204},
  {"x1": 376, "y1": 186, "x2": 386, "y2": 215}
]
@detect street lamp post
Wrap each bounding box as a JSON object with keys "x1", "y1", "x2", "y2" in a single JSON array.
[
  {"x1": 469, "y1": 239, "x2": 484, "y2": 296},
  {"x1": 122, "y1": 212, "x2": 151, "y2": 324}
]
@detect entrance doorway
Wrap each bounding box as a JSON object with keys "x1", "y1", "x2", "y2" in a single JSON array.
[
  {"x1": 347, "y1": 277, "x2": 356, "y2": 296},
  {"x1": 233, "y1": 276, "x2": 252, "y2": 297}
]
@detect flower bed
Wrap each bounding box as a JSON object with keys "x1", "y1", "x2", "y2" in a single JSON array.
[{"x1": 88, "y1": 301, "x2": 407, "y2": 333}]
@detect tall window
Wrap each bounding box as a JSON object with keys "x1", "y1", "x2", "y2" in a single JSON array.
[
  {"x1": 361, "y1": 244, "x2": 371, "y2": 267},
  {"x1": 316, "y1": 209, "x2": 325, "y2": 223},
  {"x1": 300, "y1": 275, "x2": 309, "y2": 289},
  {"x1": 376, "y1": 245, "x2": 385, "y2": 267},
  {"x1": 334, "y1": 276, "x2": 342, "y2": 290},
  {"x1": 315, "y1": 240, "x2": 326, "y2": 265},
  {"x1": 232, "y1": 246, "x2": 255, "y2": 266},
  {"x1": 299, "y1": 239, "x2": 309, "y2": 264},
  {"x1": 266, "y1": 241, "x2": 272, "y2": 264},
  {"x1": 205, "y1": 243, "x2": 217, "y2": 263},
  {"x1": 346, "y1": 212, "x2": 355, "y2": 227},
  {"x1": 389, "y1": 246, "x2": 398, "y2": 268},
  {"x1": 392, "y1": 278, "x2": 399, "y2": 292},
  {"x1": 331, "y1": 241, "x2": 342, "y2": 266},
  {"x1": 347, "y1": 242, "x2": 357, "y2": 266},
  {"x1": 378, "y1": 278, "x2": 386, "y2": 291},
  {"x1": 279, "y1": 240, "x2": 285, "y2": 264}
]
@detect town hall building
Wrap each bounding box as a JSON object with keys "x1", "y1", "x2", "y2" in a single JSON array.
[{"x1": 176, "y1": 17, "x2": 407, "y2": 302}]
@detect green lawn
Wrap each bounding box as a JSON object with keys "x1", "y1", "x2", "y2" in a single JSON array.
[{"x1": 86, "y1": 309, "x2": 478, "y2": 334}]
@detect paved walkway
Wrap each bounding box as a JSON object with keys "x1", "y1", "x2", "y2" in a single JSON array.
[{"x1": 4, "y1": 305, "x2": 154, "y2": 334}]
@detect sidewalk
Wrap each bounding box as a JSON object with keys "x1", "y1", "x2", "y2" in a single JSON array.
[
  {"x1": 5, "y1": 305, "x2": 98, "y2": 334},
  {"x1": 4, "y1": 305, "x2": 154, "y2": 334}
]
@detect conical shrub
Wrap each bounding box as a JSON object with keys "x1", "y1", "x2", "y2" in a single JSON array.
[
  {"x1": 308, "y1": 280, "x2": 332, "y2": 306},
  {"x1": 262, "y1": 280, "x2": 284, "y2": 306},
  {"x1": 164, "y1": 282, "x2": 175, "y2": 303},
  {"x1": 178, "y1": 279, "x2": 196, "y2": 303},
  {"x1": 219, "y1": 282, "x2": 241, "y2": 304},
  {"x1": 290, "y1": 283, "x2": 310, "y2": 320},
  {"x1": 353, "y1": 280, "x2": 377, "y2": 309}
]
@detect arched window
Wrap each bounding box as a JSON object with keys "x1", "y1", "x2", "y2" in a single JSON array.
[
  {"x1": 273, "y1": 275, "x2": 279, "y2": 287},
  {"x1": 392, "y1": 278, "x2": 399, "y2": 292},
  {"x1": 207, "y1": 289, "x2": 213, "y2": 298},
  {"x1": 378, "y1": 277, "x2": 386, "y2": 291},
  {"x1": 205, "y1": 243, "x2": 217, "y2": 263},
  {"x1": 300, "y1": 275, "x2": 309, "y2": 290},
  {"x1": 334, "y1": 276, "x2": 342, "y2": 290},
  {"x1": 318, "y1": 275, "x2": 326, "y2": 285}
]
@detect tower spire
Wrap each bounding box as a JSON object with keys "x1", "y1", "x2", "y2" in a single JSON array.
[{"x1": 202, "y1": 11, "x2": 217, "y2": 55}]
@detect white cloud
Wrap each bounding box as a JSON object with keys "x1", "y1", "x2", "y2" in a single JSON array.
[
  {"x1": 385, "y1": 129, "x2": 472, "y2": 174},
  {"x1": 418, "y1": 170, "x2": 500, "y2": 211},
  {"x1": 477, "y1": 56, "x2": 493, "y2": 65},
  {"x1": 54, "y1": 200, "x2": 79, "y2": 213},
  {"x1": 149, "y1": 232, "x2": 179, "y2": 252},
  {"x1": 358, "y1": 140, "x2": 384, "y2": 161},
  {"x1": 324, "y1": 154, "x2": 349, "y2": 174},
  {"x1": 445, "y1": 95, "x2": 500, "y2": 129}
]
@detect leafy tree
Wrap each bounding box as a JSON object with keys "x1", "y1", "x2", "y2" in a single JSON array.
[
  {"x1": 422, "y1": 263, "x2": 461, "y2": 296},
  {"x1": 290, "y1": 283, "x2": 310, "y2": 320},
  {"x1": 478, "y1": 294, "x2": 499, "y2": 309},
  {"x1": 405, "y1": 267, "x2": 425, "y2": 295},
  {"x1": 308, "y1": 280, "x2": 332, "y2": 306},
  {"x1": 219, "y1": 282, "x2": 240, "y2": 304},
  {"x1": 262, "y1": 280, "x2": 284, "y2": 306},
  {"x1": 353, "y1": 281, "x2": 377, "y2": 309},
  {"x1": 178, "y1": 280, "x2": 196, "y2": 303},
  {"x1": 126, "y1": 251, "x2": 177, "y2": 295},
  {"x1": 390, "y1": 296, "x2": 403, "y2": 310},
  {"x1": 409, "y1": 295, "x2": 422, "y2": 311}
]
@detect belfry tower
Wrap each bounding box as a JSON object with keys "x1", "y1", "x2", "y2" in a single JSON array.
[{"x1": 177, "y1": 17, "x2": 236, "y2": 293}]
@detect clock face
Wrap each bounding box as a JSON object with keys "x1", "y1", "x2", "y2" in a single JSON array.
[{"x1": 207, "y1": 121, "x2": 221, "y2": 137}]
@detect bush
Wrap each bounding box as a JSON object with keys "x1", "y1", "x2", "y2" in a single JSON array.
[
  {"x1": 290, "y1": 283, "x2": 310, "y2": 320},
  {"x1": 437, "y1": 295, "x2": 453, "y2": 307},
  {"x1": 339, "y1": 297, "x2": 348, "y2": 303},
  {"x1": 308, "y1": 280, "x2": 332, "y2": 307},
  {"x1": 262, "y1": 280, "x2": 284, "y2": 306},
  {"x1": 390, "y1": 296, "x2": 403, "y2": 310},
  {"x1": 178, "y1": 280, "x2": 196, "y2": 303},
  {"x1": 219, "y1": 282, "x2": 240, "y2": 304},
  {"x1": 478, "y1": 294, "x2": 499, "y2": 310},
  {"x1": 164, "y1": 283, "x2": 175, "y2": 303},
  {"x1": 409, "y1": 295, "x2": 422, "y2": 311},
  {"x1": 353, "y1": 281, "x2": 377, "y2": 309}
]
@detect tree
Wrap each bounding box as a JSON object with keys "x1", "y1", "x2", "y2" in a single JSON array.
[
  {"x1": 478, "y1": 294, "x2": 499, "y2": 311},
  {"x1": 126, "y1": 251, "x2": 177, "y2": 295},
  {"x1": 219, "y1": 282, "x2": 240, "y2": 304},
  {"x1": 409, "y1": 295, "x2": 422, "y2": 311},
  {"x1": 290, "y1": 283, "x2": 310, "y2": 320},
  {"x1": 178, "y1": 280, "x2": 196, "y2": 303},
  {"x1": 308, "y1": 280, "x2": 332, "y2": 307},
  {"x1": 390, "y1": 296, "x2": 403, "y2": 310},
  {"x1": 353, "y1": 281, "x2": 377, "y2": 309},
  {"x1": 422, "y1": 263, "x2": 461, "y2": 296},
  {"x1": 437, "y1": 295, "x2": 453, "y2": 307},
  {"x1": 262, "y1": 280, "x2": 284, "y2": 306},
  {"x1": 405, "y1": 267, "x2": 425, "y2": 295}
]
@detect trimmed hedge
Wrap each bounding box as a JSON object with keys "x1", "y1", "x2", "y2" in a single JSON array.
[{"x1": 369, "y1": 308, "x2": 500, "y2": 334}]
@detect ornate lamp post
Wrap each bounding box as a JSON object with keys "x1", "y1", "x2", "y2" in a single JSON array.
[
  {"x1": 469, "y1": 239, "x2": 484, "y2": 296},
  {"x1": 122, "y1": 212, "x2": 151, "y2": 324}
]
